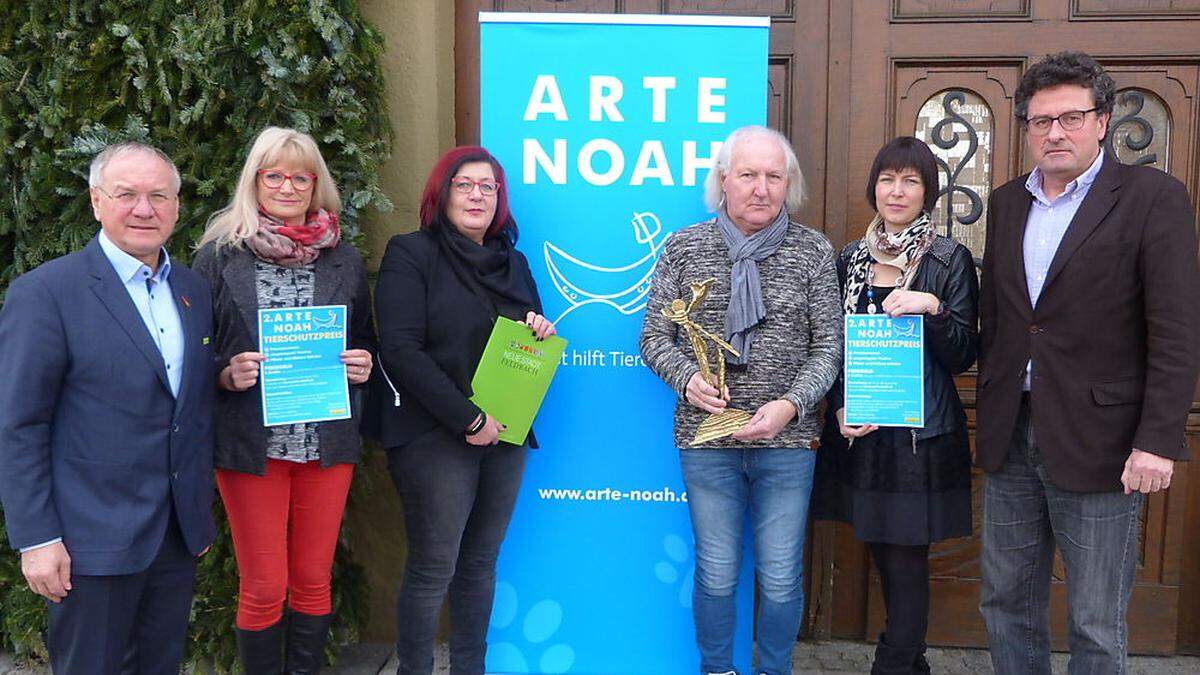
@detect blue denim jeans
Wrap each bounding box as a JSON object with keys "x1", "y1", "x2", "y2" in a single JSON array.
[
  {"x1": 680, "y1": 448, "x2": 816, "y2": 675},
  {"x1": 980, "y1": 399, "x2": 1143, "y2": 675}
]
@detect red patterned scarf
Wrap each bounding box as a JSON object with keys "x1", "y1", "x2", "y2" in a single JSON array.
[{"x1": 247, "y1": 208, "x2": 341, "y2": 266}]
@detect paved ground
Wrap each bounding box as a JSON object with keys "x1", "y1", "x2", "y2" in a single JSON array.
[
  {"x1": 333, "y1": 641, "x2": 1200, "y2": 674},
  {"x1": 4, "y1": 640, "x2": 1199, "y2": 674}
]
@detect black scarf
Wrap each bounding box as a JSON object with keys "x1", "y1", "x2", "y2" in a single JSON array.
[{"x1": 435, "y1": 224, "x2": 534, "y2": 321}]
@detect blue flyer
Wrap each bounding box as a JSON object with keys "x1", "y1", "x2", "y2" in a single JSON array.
[
  {"x1": 257, "y1": 304, "x2": 351, "y2": 427},
  {"x1": 843, "y1": 314, "x2": 925, "y2": 427}
]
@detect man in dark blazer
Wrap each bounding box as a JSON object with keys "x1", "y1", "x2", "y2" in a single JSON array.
[
  {"x1": 977, "y1": 51, "x2": 1200, "y2": 674},
  {"x1": 0, "y1": 142, "x2": 216, "y2": 674}
]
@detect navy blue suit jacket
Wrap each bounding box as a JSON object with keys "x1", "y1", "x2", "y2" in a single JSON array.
[{"x1": 0, "y1": 236, "x2": 216, "y2": 576}]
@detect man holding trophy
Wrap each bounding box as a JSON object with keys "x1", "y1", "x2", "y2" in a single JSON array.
[{"x1": 640, "y1": 125, "x2": 842, "y2": 675}]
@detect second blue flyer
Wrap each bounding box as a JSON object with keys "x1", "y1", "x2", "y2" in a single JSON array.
[{"x1": 843, "y1": 314, "x2": 925, "y2": 427}]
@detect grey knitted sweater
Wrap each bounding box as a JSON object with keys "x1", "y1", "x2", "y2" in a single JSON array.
[{"x1": 639, "y1": 218, "x2": 843, "y2": 449}]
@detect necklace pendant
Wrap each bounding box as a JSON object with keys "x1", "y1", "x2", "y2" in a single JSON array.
[{"x1": 867, "y1": 304, "x2": 877, "y2": 314}]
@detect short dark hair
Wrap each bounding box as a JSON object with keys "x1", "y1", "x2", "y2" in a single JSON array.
[
  {"x1": 419, "y1": 145, "x2": 517, "y2": 242},
  {"x1": 1014, "y1": 51, "x2": 1116, "y2": 121},
  {"x1": 865, "y1": 136, "x2": 940, "y2": 216}
]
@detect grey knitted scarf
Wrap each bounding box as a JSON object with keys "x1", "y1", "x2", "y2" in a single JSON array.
[{"x1": 716, "y1": 206, "x2": 790, "y2": 365}]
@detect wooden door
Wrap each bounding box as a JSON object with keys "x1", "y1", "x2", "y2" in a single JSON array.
[
  {"x1": 820, "y1": 0, "x2": 1200, "y2": 655},
  {"x1": 455, "y1": 0, "x2": 1200, "y2": 655}
]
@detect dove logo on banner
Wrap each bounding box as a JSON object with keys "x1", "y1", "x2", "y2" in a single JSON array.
[
  {"x1": 481, "y1": 12, "x2": 768, "y2": 674},
  {"x1": 543, "y1": 210, "x2": 664, "y2": 324}
]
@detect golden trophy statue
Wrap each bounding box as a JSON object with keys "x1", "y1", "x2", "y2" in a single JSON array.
[{"x1": 663, "y1": 278, "x2": 753, "y2": 446}]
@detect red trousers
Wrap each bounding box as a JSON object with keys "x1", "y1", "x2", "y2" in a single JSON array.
[{"x1": 217, "y1": 459, "x2": 354, "y2": 630}]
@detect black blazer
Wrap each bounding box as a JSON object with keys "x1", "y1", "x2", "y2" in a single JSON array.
[
  {"x1": 977, "y1": 153, "x2": 1200, "y2": 492},
  {"x1": 365, "y1": 230, "x2": 542, "y2": 449},
  {"x1": 192, "y1": 240, "x2": 375, "y2": 475},
  {"x1": 828, "y1": 235, "x2": 979, "y2": 440}
]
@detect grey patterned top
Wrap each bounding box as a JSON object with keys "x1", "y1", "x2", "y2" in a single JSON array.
[
  {"x1": 255, "y1": 260, "x2": 321, "y2": 463},
  {"x1": 639, "y1": 218, "x2": 843, "y2": 449}
]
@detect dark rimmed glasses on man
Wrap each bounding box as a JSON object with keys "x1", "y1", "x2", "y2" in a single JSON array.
[
  {"x1": 1022, "y1": 107, "x2": 1100, "y2": 136},
  {"x1": 257, "y1": 169, "x2": 317, "y2": 191},
  {"x1": 450, "y1": 178, "x2": 500, "y2": 196}
]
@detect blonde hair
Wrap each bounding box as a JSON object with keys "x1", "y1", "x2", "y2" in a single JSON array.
[
  {"x1": 703, "y1": 125, "x2": 805, "y2": 214},
  {"x1": 199, "y1": 127, "x2": 341, "y2": 248}
]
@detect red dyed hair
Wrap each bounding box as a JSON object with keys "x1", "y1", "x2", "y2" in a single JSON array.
[{"x1": 418, "y1": 146, "x2": 516, "y2": 241}]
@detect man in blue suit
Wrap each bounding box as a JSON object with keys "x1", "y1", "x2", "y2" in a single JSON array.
[{"x1": 0, "y1": 142, "x2": 216, "y2": 674}]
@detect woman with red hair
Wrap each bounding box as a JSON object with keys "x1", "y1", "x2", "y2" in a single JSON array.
[{"x1": 367, "y1": 146, "x2": 555, "y2": 674}]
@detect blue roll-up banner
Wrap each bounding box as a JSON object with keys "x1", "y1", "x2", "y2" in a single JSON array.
[{"x1": 480, "y1": 12, "x2": 769, "y2": 674}]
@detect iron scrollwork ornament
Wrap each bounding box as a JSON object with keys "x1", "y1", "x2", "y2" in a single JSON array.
[
  {"x1": 929, "y1": 91, "x2": 984, "y2": 240},
  {"x1": 1104, "y1": 89, "x2": 1158, "y2": 168}
]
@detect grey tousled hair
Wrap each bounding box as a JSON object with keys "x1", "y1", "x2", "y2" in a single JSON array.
[
  {"x1": 88, "y1": 142, "x2": 182, "y2": 192},
  {"x1": 703, "y1": 125, "x2": 805, "y2": 214}
]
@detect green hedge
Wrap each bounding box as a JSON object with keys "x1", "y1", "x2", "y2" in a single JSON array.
[
  {"x1": 0, "y1": 0, "x2": 394, "y2": 281},
  {"x1": 0, "y1": 1, "x2": 393, "y2": 670}
]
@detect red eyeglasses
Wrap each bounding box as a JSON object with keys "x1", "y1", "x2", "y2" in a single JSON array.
[
  {"x1": 450, "y1": 177, "x2": 500, "y2": 196},
  {"x1": 257, "y1": 169, "x2": 317, "y2": 191}
]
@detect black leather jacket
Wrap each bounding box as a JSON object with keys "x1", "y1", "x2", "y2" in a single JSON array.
[{"x1": 827, "y1": 235, "x2": 979, "y2": 440}]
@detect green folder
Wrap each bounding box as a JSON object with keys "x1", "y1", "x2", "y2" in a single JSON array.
[{"x1": 469, "y1": 316, "x2": 568, "y2": 445}]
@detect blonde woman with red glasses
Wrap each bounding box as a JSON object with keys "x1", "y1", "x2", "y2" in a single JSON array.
[{"x1": 193, "y1": 127, "x2": 375, "y2": 673}]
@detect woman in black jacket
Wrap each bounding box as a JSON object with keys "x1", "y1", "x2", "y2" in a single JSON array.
[
  {"x1": 815, "y1": 136, "x2": 978, "y2": 674},
  {"x1": 369, "y1": 146, "x2": 555, "y2": 675},
  {"x1": 192, "y1": 127, "x2": 375, "y2": 674}
]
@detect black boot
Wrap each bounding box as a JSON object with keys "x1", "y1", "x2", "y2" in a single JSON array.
[
  {"x1": 284, "y1": 611, "x2": 334, "y2": 674},
  {"x1": 912, "y1": 645, "x2": 931, "y2": 674},
  {"x1": 236, "y1": 621, "x2": 284, "y2": 675},
  {"x1": 870, "y1": 633, "x2": 923, "y2": 675}
]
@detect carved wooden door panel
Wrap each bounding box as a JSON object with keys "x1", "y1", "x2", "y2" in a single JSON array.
[{"x1": 817, "y1": 0, "x2": 1200, "y2": 654}]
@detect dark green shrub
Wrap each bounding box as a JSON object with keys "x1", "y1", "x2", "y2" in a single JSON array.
[
  {"x1": 0, "y1": 0, "x2": 393, "y2": 280},
  {"x1": 0, "y1": 0, "x2": 392, "y2": 670},
  {"x1": 0, "y1": 518, "x2": 48, "y2": 663}
]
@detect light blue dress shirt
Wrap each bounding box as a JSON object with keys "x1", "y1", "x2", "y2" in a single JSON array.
[
  {"x1": 97, "y1": 230, "x2": 186, "y2": 396},
  {"x1": 20, "y1": 232, "x2": 186, "y2": 554},
  {"x1": 1021, "y1": 150, "x2": 1104, "y2": 389}
]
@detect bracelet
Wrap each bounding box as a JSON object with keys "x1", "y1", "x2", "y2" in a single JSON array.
[{"x1": 466, "y1": 414, "x2": 486, "y2": 435}]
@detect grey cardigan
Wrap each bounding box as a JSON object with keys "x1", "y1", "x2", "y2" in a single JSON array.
[
  {"x1": 192, "y1": 240, "x2": 376, "y2": 475},
  {"x1": 639, "y1": 218, "x2": 843, "y2": 449}
]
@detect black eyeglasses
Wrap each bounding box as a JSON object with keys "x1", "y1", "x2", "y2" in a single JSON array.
[{"x1": 1021, "y1": 108, "x2": 1099, "y2": 136}]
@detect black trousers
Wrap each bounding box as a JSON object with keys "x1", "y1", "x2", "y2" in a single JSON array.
[
  {"x1": 387, "y1": 428, "x2": 527, "y2": 675},
  {"x1": 46, "y1": 513, "x2": 197, "y2": 675}
]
